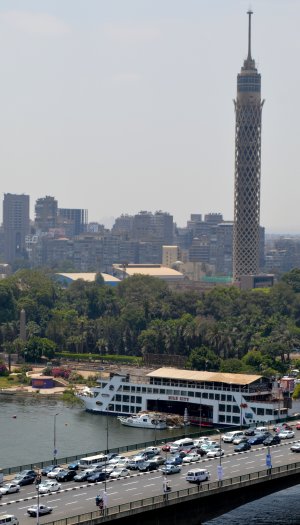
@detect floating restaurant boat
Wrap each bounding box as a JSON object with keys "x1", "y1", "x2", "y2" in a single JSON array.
[
  {"x1": 117, "y1": 412, "x2": 167, "y2": 429},
  {"x1": 77, "y1": 367, "x2": 290, "y2": 427}
]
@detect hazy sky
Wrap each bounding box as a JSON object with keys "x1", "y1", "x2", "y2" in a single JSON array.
[{"x1": 0, "y1": 0, "x2": 299, "y2": 232}]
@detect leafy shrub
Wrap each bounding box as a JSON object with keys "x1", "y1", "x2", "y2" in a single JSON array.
[
  {"x1": 0, "y1": 362, "x2": 8, "y2": 376},
  {"x1": 52, "y1": 367, "x2": 71, "y2": 379}
]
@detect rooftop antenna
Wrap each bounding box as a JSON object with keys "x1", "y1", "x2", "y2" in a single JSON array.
[{"x1": 247, "y1": 9, "x2": 253, "y2": 61}]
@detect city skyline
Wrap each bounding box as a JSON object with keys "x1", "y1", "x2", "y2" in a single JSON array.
[{"x1": 0, "y1": 1, "x2": 299, "y2": 233}]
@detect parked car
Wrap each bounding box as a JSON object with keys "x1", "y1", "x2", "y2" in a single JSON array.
[
  {"x1": 67, "y1": 461, "x2": 80, "y2": 471},
  {"x1": 41, "y1": 465, "x2": 60, "y2": 476},
  {"x1": 109, "y1": 468, "x2": 130, "y2": 479},
  {"x1": 55, "y1": 470, "x2": 77, "y2": 482},
  {"x1": 161, "y1": 443, "x2": 173, "y2": 452},
  {"x1": 128, "y1": 458, "x2": 144, "y2": 470},
  {"x1": 165, "y1": 456, "x2": 183, "y2": 466},
  {"x1": 232, "y1": 435, "x2": 248, "y2": 445},
  {"x1": 38, "y1": 481, "x2": 61, "y2": 494},
  {"x1": 222, "y1": 431, "x2": 244, "y2": 443},
  {"x1": 0, "y1": 483, "x2": 20, "y2": 495},
  {"x1": 206, "y1": 448, "x2": 225, "y2": 458},
  {"x1": 108, "y1": 455, "x2": 126, "y2": 465},
  {"x1": 74, "y1": 471, "x2": 90, "y2": 482},
  {"x1": 244, "y1": 427, "x2": 256, "y2": 436},
  {"x1": 290, "y1": 442, "x2": 300, "y2": 453},
  {"x1": 160, "y1": 464, "x2": 181, "y2": 475},
  {"x1": 144, "y1": 446, "x2": 160, "y2": 455},
  {"x1": 47, "y1": 467, "x2": 65, "y2": 479},
  {"x1": 194, "y1": 448, "x2": 207, "y2": 457},
  {"x1": 234, "y1": 442, "x2": 251, "y2": 452},
  {"x1": 247, "y1": 434, "x2": 267, "y2": 446},
  {"x1": 12, "y1": 471, "x2": 36, "y2": 486},
  {"x1": 263, "y1": 435, "x2": 281, "y2": 446},
  {"x1": 182, "y1": 453, "x2": 202, "y2": 463},
  {"x1": 106, "y1": 453, "x2": 119, "y2": 461},
  {"x1": 273, "y1": 423, "x2": 293, "y2": 432},
  {"x1": 138, "y1": 461, "x2": 158, "y2": 472},
  {"x1": 278, "y1": 430, "x2": 295, "y2": 439},
  {"x1": 86, "y1": 472, "x2": 108, "y2": 483},
  {"x1": 27, "y1": 505, "x2": 52, "y2": 517},
  {"x1": 151, "y1": 455, "x2": 166, "y2": 466},
  {"x1": 296, "y1": 422, "x2": 300, "y2": 431}
]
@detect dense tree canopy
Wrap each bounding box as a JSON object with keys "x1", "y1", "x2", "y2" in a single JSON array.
[{"x1": 1, "y1": 268, "x2": 300, "y2": 375}]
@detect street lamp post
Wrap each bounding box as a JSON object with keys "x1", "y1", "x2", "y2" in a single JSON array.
[
  {"x1": 216, "y1": 430, "x2": 223, "y2": 484},
  {"x1": 35, "y1": 469, "x2": 41, "y2": 525},
  {"x1": 53, "y1": 413, "x2": 59, "y2": 465}
]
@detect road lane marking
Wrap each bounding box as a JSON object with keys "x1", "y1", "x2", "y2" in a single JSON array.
[
  {"x1": 122, "y1": 481, "x2": 138, "y2": 486},
  {"x1": 125, "y1": 488, "x2": 139, "y2": 491},
  {"x1": 73, "y1": 492, "x2": 87, "y2": 497},
  {"x1": 66, "y1": 501, "x2": 77, "y2": 505},
  {"x1": 107, "y1": 491, "x2": 118, "y2": 495},
  {"x1": 47, "y1": 498, "x2": 61, "y2": 502},
  {"x1": 148, "y1": 476, "x2": 162, "y2": 480},
  {"x1": 144, "y1": 484, "x2": 155, "y2": 487},
  {"x1": 244, "y1": 461, "x2": 255, "y2": 464}
]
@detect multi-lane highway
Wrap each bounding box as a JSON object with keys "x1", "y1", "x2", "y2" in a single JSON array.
[{"x1": 1, "y1": 436, "x2": 300, "y2": 525}]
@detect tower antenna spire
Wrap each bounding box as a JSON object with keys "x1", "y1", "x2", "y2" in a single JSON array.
[{"x1": 247, "y1": 9, "x2": 253, "y2": 61}]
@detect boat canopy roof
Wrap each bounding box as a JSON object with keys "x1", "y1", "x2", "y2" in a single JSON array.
[{"x1": 147, "y1": 368, "x2": 262, "y2": 386}]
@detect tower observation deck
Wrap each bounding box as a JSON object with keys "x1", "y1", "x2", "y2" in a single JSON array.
[{"x1": 233, "y1": 11, "x2": 264, "y2": 281}]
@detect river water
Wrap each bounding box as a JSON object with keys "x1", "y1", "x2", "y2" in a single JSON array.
[{"x1": 0, "y1": 394, "x2": 299, "y2": 523}]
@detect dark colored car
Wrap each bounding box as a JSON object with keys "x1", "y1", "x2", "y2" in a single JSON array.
[
  {"x1": 165, "y1": 456, "x2": 183, "y2": 466},
  {"x1": 74, "y1": 471, "x2": 90, "y2": 482},
  {"x1": 263, "y1": 435, "x2": 281, "y2": 446},
  {"x1": 247, "y1": 433, "x2": 267, "y2": 446},
  {"x1": 68, "y1": 461, "x2": 80, "y2": 471},
  {"x1": 56, "y1": 470, "x2": 77, "y2": 482},
  {"x1": 41, "y1": 465, "x2": 60, "y2": 476},
  {"x1": 244, "y1": 427, "x2": 256, "y2": 436},
  {"x1": 107, "y1": 453, "x2": 119, "y2": 461},
  {"x1": 140, "y1": 451, "x2": 156, "y2": 460},
  {"x1": 195, "y1": 448, "x2": 208, "y2": 457},
  {"x1": 138, "y1": 461, "x2": 158, "y2": 472},
  {"x1": 13, "y1": 470, "x2": 37, "y2": 486},
  {"x1": 234, "y1": 442, "x2": 251, "y2": 452},
  {"x1": 86, "y1": 471, "x2": 108, "y2": 483}
]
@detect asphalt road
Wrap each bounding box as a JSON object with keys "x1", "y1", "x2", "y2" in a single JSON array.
[{"x1": 1, "y1": 436, "x2": 300, "y2": 525}]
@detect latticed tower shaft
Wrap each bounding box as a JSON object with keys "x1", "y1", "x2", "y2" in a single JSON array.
[{"x1": 233, "y1": 11, "x2": 264, "y2": 281}]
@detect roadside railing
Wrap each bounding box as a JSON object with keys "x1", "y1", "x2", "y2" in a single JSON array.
[
  {"x1": 43, "y1": 460, "x2": 300, "y2": 525},
  {"x1": 0, "y1": 427, "x2": 223, "y2": 476}
]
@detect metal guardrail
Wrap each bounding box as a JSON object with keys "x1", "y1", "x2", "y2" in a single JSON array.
[
  {"x1": 43, "y1": 460, "x2": 300, "y2": 525},
  {"x1": 1, "y1": 427, "x2": 222, "y2": 476}
]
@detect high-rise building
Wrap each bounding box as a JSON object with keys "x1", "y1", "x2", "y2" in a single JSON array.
[
  {"x1": 233, "y1": 11, "x2": 264, "y2": 281},
  {"x1": 35, "y1": 196, "x2": 58, "y2": 232},
  {"x1": 3, "y1": 193, "x2": 30, "y2": 263},
  {"x1": 57, "y1": 208, "x2": 88, "y2": 236}
]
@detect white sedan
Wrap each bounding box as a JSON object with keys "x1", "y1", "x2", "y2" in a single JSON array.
[
  {"x1": 206, "y1": 448, "x2": 225, "y2": 458},
  {"x1": 0, "y1": 483, "x2": 20, "y2": 495},
  {"x1": 109, "y1": 468, "x2": 130, "y2": 479},
  {"x1": 38, "y1": 481, "x2": 61, "y2": 494},
  {"x1": 278, "y1": 430, "x2": 295, "y2": 439},
  {"x1": 182, "y1": 453, "x2": 201, "y2": 463},
  {"x1": 47, "y1": 467, "x2": 65, "y2": 479},
  {"x1": 108, "y1": 455, "x2": 126, "y2": 465}
]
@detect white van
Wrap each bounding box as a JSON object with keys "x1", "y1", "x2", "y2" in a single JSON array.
[
  {"x1": 170, "y1": 438, "x2": 195, "y2": 453},
  {"x1": 0, "y1": 515, "x2": 19, "y2": 525},
  {"x1": 78, "y1": 454, "x2": 108, "y2": 469},
  {"x1": 186, "y1": 468, "x2": 210, "y2": 483},
  {"x1": 222, "y1": 431, "x2": 244, "y2": 443},
  {"x1": 255, "y1": 426, "x2": 268, "y2": 433}
]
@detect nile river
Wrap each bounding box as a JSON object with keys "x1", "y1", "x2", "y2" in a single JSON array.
[{"x1": 0, "y1": 394, "x2": 299, "y2": 524}]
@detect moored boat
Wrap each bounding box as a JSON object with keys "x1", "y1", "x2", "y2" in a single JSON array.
[{"x1": 117, "y1": 413, "x2": 167, "y2": 429}]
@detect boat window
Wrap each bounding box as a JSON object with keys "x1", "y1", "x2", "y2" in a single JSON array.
[
  {"x1": 94, "y1": 392, "x2": 99, "y2": 398},
  {"x1": 136, "y1": 387, "x2": 141, "y2": 392},
  {"x1": 160, "y1": 389, "x2": 165, "y2": 394},
  {"x1": 188, "y1": 391, "x2": 194, "y2": 397},
  {"x1": 123, "y1": 395, "x2": 129, "y2": 403},
  {"x1": 147, "y1": 388, "x2": 152, "y2": 393},
  {"x1": 136, "y1": 396, "x2": 142, "y2": 404},
  {"x1": 131, "y1": 386, "x2": 136, "y2": 392},
  {"x1": 131, "y1": 406, "x2": 136, "y2": 413},
  {"x1": 123, "y1": 405, "x2": 129, "y2": 412},
  {"x1": 131, "y1": 396, "x2": 135, "y2": 402}
]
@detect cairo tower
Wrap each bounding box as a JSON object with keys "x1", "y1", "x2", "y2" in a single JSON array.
[{"x1": 233, "y1": 11, "x2": 264, "y2": 281}]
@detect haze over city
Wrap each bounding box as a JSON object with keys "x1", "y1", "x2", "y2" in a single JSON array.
[{"x1": 0, "y1": 0, "x2": 299, "y2": 233}]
